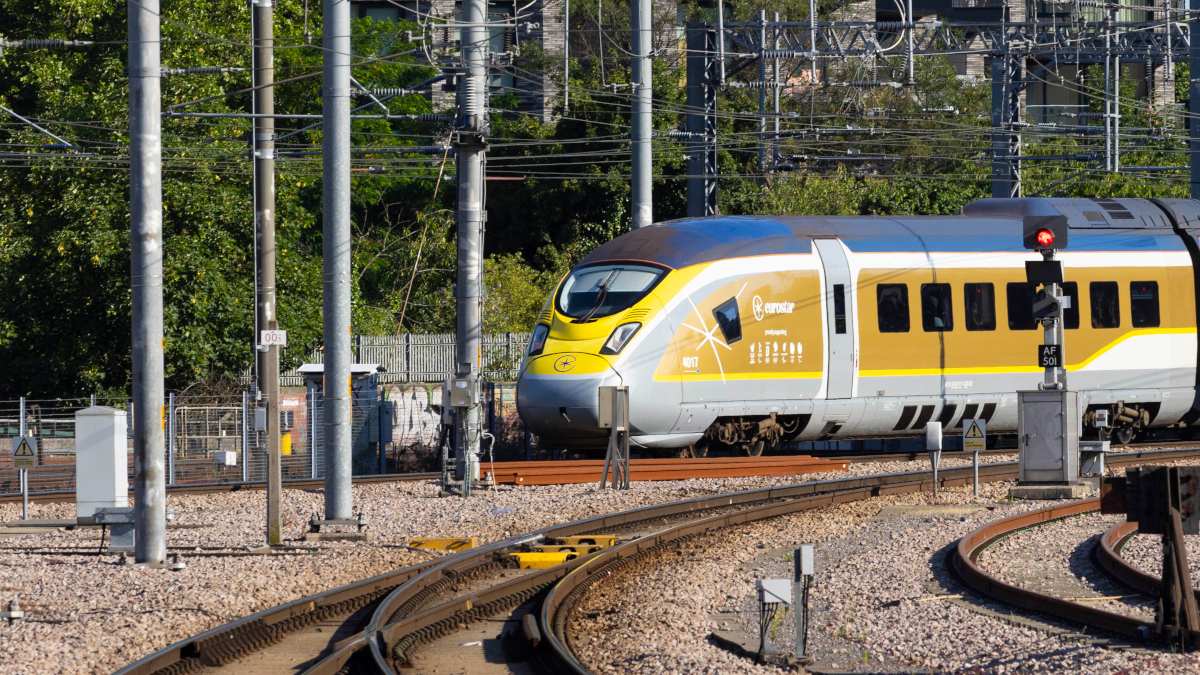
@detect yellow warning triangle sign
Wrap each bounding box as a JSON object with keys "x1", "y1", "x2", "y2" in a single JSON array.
[
  {"x1": 965, "y1": 421, "x2": 984, "y2": 439},
  {"x1": 14, "y1": 438, "x2": 34, "y2": 456}
]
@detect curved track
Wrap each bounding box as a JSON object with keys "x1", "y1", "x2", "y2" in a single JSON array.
[
  {"x1": 113, "y1": 447, "x2": 1200, "y2": 675},
  {"x1": 954, "y1": 494, "x2": 1200, "y2": 644}
]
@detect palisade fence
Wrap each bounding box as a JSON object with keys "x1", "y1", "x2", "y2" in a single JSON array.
[
  {"x1": 271, "y1": 332, "x2": 532, "y2": 386},
  {"x1": 0, "y1": 380, "x2": 538, "y2": 498}
]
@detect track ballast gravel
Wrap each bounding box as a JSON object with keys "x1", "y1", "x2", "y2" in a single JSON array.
[{"x1": 0, "y1": 455, "x2": 1012, "y2": 675}]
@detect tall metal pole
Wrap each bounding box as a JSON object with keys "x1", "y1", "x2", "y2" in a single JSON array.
[
  {"x1": 455, "y1": 0, "x2": 489, "y2": 490},
  {"x1": 905, "y1": 0, "x2": 915, "y2": 84},
  {"x1": 19, "y1": 397, "x2": 27, "y2": 521},
  {"x1": 1104, "y1": 11, "x2": 1112, "y2": 172},
  {"x1": 1192, "y1": 1, "x2": 1200, "y2": 198},
  {"x1": 563, "y1": 0, "x2": 569, "y2": 113},
  {"x1": 630, "y1": 0, "x2": 652, "y2": 229},
  {"x1": 129, "y1": 0, "x2": 166, "y2": 564},
  {"x1": 773, "y1": 13, "x2": 780, "y2": 170},
  {"x1": 758, "y1": 10, "x2": 766, "y2": 173},
  {"x1": 253, "y1": 0, "x2": 282, "y2": 544},
  {"x1": 322, "y1": 0, "x2": 353, "y2": 520},
  {"x1": 1114, "y1": 55, "x2": 1120, "y2": 172}
]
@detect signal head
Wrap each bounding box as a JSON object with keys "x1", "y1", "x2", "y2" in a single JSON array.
[{"x1": 1023, "y1": 215, "x2": 1069, "y2": 250}]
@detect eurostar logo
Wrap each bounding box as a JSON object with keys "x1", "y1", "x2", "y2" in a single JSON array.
[{"x1": 554, "y1": 355, "x2": 577, "y2": 372}]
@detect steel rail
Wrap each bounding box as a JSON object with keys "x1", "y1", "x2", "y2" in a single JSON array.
[
  {"x1": 0, "y1": 471, "x2": 440, "y2": 504},
  {"x1": 542, "y1": 448, "x2": 1200, "y2": 672},
  {"x1": 278, "y1": 464, "x2": 1011, "y2": 675},
  {"x1": 1095, "y1": 519, "x2": 1200, "y2": 610},
  {"x1": 952, "y1": 498, "x2": 1160, "y2": 640},
  {"x1": 113, "y1": 447, "x2": 1200, "y2": 675}
]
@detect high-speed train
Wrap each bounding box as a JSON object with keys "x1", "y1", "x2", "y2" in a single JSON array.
[{"x1": 515, "y1": 197, "x2": 1200, "y2": 456}]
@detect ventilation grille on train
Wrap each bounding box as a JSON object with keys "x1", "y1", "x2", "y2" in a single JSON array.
[
  {"x1": 537, "y1": 307, "x2": 553, "y2": 324},
  {"x1": 955, "y1": 404, "x2": 979, "y2": 429},
  {"x1": 1092, "y1": 198, "x2": 1135, "y2": 220},
  {"x1": 911, "y1": 405, "x2": 937, "y2": 430},
  {"x1": 623, "y1": 308, "x2": 651, "y2": 323},
  {"x1": 937, "y1": 404, "x2": 959, "y2": 429}
]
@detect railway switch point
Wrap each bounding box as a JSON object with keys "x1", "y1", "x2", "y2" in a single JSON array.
[
  {"x1": 409, "y1": 537, "x2": 479, "y2": 551},
  {"x1": 303, "y1": 510, "x2": 371, "y2": 542},
  {"x1": 549, "y1": 535, "x2": 616, "y2": 547},
  {"x1": 510, "y1": 551, "x2": 577, "y2": 568}
]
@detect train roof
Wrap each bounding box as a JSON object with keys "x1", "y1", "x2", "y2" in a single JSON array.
[{"x1": 578, "y1": 197, "x2": 1200, "y2": 270}]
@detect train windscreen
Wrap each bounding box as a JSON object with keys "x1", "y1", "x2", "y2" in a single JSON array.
[{"x1": 557, "y1": 264, "x2": 665, "y2": 321}]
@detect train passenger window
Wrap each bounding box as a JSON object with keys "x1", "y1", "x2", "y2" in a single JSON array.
[
  {"x1": 1130, "y1": 281, "x2": 1160, "y2": 328},
  {"x1": 1090, "y1": 282, "x2": 1121, "y2": 328},
  {"x1": 1006, "y1": 283, "x2": 1037, "y2": 330},
  {"x1": 1062, "y1": 282, "x2": 1080, "y2": 330},
  {"x1": 876, "y1": 284, "x2": 909, "y2": 333},
  {"x1": 920, "y1": 283, "x2": 954, "y2": 332},
  {"x1": 964, "y1": 283, "x2": 995, "y2": 331},
  {"x1": 833, "y1": 284, "x2": 847, "y2": 334},
  {"x1": 711, "y1": 298, "x2": 743, "y2": 344}
]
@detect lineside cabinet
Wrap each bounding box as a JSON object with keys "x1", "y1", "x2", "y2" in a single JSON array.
[{"x1": 1018, "y1": 390, "x2": 1080, "y2": 483}]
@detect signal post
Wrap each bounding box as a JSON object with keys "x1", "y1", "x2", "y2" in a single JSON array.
[{"x1": 1012, "y1": 216, "x2": 1091, "y2": 500}]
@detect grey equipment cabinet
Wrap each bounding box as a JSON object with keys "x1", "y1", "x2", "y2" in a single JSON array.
[{"x1": 1017, "y1": 390, "x2": 1080, "y2": 483}]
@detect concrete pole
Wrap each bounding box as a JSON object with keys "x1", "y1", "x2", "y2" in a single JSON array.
[
  {"x1": 322, "y1": 0, "x2": 353, "y2": 519},
  {"x1": 455, "y1": 0, "x2": 488, "y2": 488},
  {"x1": 128, "y1": 0, "x2": 166, "y2": 564},
  {"x1": 253, "y1": 0, "x2": 282, "y2": 544},
  {"x1": 630, "y1": 0, "x2": 652, "y2": 228}
]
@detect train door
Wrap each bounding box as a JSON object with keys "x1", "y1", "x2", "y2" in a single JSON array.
[{"x1": 814, "y1": 239, "x2": 855, "y2": 399}]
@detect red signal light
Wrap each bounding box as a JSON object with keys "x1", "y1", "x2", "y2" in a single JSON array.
[{"x1": 1035, "y1": 228, "x2": 1055, "y2": 247}]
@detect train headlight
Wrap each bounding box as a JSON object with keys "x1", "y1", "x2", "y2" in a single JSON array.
[
  {"x1": 600, "y1": 322, "x2": 641, "y2": 355},
  {"x1": 528, "y1": 324, "x2": 550, "y2": 356}
]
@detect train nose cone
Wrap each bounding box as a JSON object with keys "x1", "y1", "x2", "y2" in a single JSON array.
[{"x1": 517, "y1": 353, "x2": 622, "y2": 450}]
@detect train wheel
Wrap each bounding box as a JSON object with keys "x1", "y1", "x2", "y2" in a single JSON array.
[
  {"x1": 1116, "y1": 427, "x2": 1134, "y2": 445},
  {"x1": 693, "y1": 441, "x2": 709, "y2": 458},
  {"x1": 675, "y1": 446, "x2": 694, "y2": 458},
  {"x1": 743, "y1": 440, "x2": 765, "y2": 457}
]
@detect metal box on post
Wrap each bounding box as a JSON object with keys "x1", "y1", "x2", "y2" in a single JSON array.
[
  {"x1": 75, "y1": 406, "x2": 128, "y2": 522},
  {"x1": 1017, "y1": 390, "x2": 1079, "y2": 483}
]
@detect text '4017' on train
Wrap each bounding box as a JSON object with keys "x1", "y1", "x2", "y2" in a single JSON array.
[{"x1": 515, "y1": 198, "x2": 1200, "y2": 456}]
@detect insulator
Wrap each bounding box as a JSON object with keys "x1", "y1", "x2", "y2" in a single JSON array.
[
  {"x1": 362, "y1": 87, "x2": 416, "y2": 97},
  {"x1": 162, "y1": 67, "x2": 246, "y2": 76},
  {"x1": 463, "y1": 75, "x2": 487, "y2": 118},
  {"x1": 1, "y1": 39, "x2": 93, "y2": 49}
]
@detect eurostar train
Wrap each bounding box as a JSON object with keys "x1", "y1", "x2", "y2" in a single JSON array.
[{"x1": 515, "y1": 197, "x2": 1200, "y2": 456}]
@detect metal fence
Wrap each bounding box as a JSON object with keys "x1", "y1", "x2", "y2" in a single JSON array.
[
  {"x1": 272, "y1": 332, "x2": 532, "y2": 386},
  {"x1": 0, "y1": 384, "x2": 538, "y2": 498}
]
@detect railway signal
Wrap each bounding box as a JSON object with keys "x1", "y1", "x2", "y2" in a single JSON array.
[
  {"x1": 1013, "y1": 211, "x2": 1086, "y2": 499},
  {"x1": 1023, "y1": 215, "x2": 1069, "y2": 251}
]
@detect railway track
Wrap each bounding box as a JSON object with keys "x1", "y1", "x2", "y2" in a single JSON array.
[
  {"x1": 111, "y1": 446, "x2": 1200, "y2": 675},
  {"x1": 1, "y1": 448, "x2": 999, "y2": 505},
  {"x1": 0, "y1": 471, "x2": 441, "y2": 505},
  {"x1": 952, "y1": 492, "x2": 1200, "y2": 644}
]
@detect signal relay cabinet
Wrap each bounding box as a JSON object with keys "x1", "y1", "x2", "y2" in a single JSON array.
[
  {"x1": 298, "y1": 363, "x2": 394, "y2": 474},
  {"x1": 1017, "y1": 390, "x2": 1080, "y2": 483}
]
